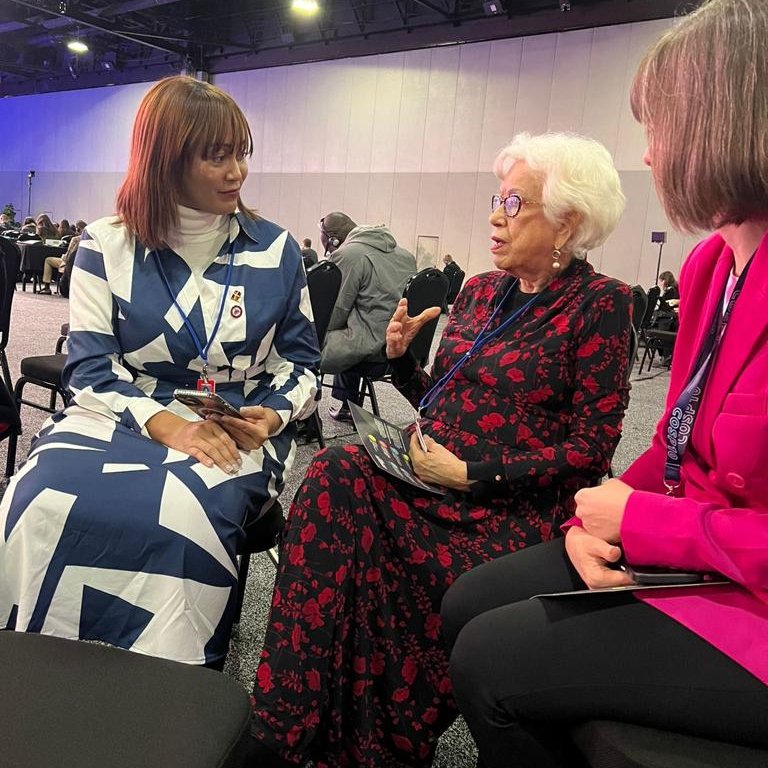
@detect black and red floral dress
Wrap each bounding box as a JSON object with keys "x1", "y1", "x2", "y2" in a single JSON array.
[{"x1": 251, "y1": 259, "x2": 632, "y2": 767}]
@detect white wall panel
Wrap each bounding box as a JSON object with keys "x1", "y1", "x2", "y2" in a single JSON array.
[
  {"x1": 370, "y1": 53, "x2": 404, "y2": 173},
  {"x1": 580, "y1": 25, "x2": 633, "y2": 154},
  {"x1": 477, "y1": 38, "x2": 523, "y2": 171},
  {"x1": 279, "y1": 64, "x2": 309, "y2": 174},
  {"x1": 613, "y1": 19, "x2": 673, "y2": 171},
  {"x1": 261, "y1": 66, "x2": 288, "y2": 173},
  {"x1": 547, "y1": 29, "x2": 592, "y2": 133},
  {"x1": 345, "y1": 58, "x2": 378, "y2": 173},
  {"x1": 414, "y1": 172, "x2": 448, "y2": 252},
  {"x1": 321, "y1": 60, "x2": 354, "y2": 174},
  {"x1": 421, "y1": 47, "x2": 460, "y2": 174},
  {"x1": 389, "y1": 173, "x2": 422, "y2": 253},
  {"x1": 394, "y1": 49, "x2": 431, "y2": 173},
  {"x1": 448, "y1": 44, "x2": 490, "y2": 173},
  {"x1": 513, "y1": 35, "x2": 556, "y2": 135},
  {"x1": 441, "y1": 173, "x2": 479, "y2": 267}
]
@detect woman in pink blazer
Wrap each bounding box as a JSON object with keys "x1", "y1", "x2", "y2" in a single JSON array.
[{"x1": 442, "y1": 1, "x2": 768, "y2": 765}]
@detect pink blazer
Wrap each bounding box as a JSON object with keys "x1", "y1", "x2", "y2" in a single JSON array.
[{"x1": 621, "y1": 229, "x2": 768, "y2": 685}]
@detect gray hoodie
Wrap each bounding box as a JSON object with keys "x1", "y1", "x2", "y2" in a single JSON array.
[{"x1": 321, "y1": 225, "x2": 416, "y2": 373}]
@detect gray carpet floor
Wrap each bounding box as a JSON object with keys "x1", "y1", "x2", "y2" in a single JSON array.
[{"x1": 0, "y1": 289, "x2": 671, "y2": 767}]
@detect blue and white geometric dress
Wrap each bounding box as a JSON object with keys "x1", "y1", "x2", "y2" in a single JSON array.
[{"x1": 0, "y1": 209, "x2": 319, "y2": 665}]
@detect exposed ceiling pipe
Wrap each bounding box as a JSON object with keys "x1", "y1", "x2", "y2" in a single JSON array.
[
  {"x1": 95, "y1": 0, "x2": 184, "y2": 18},
  {"x1": 6, "y1": 0, "x2": 187, "y2": 56}
]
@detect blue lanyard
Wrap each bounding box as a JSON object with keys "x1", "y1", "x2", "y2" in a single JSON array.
[
  {"x1": 153, "y1": 238, "x2": 236, "y2": 379},
  {"x1": 418, "y1": 279, "x2": 543, "y2": 415},
  {"x1": 663, "y1": 256, "x2": 753, "y2": 495}
]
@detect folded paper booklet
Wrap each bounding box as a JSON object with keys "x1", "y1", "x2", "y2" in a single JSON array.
[
  {"x1": 348, "y1": 402, "x2": 444, "y2": 495},
  {"x1": 531, "y1": 579, "x2": 730, "y2": 599}
]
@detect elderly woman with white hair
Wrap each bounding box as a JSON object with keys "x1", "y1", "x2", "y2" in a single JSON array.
[{"x1": 248, "y1": 132, "x2": 632, "y2": 768}]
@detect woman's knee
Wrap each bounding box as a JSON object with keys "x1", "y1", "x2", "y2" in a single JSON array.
[{"x1": 442, "y1": 565, "x2": 490, "y2": 652}]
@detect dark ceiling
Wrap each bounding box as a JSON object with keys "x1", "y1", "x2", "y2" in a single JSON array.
[{"x1": 0, "y1": 0, "x2": 687, "y2": 97}]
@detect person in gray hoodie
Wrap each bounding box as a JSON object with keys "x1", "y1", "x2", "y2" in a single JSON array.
[{"x1": 319, "y1": 211, "x2": 417, "y2": 421}]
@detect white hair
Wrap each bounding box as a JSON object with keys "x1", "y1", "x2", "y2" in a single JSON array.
[{"x1": 493, "y1": 132, "x2": 625, "y2": 256}]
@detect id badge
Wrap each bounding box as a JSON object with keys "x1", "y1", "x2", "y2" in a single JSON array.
[{"x1": 197, "y1": 378, "x2": 216, "y2": 394}]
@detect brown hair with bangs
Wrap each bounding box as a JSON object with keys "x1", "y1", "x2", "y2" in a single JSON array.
[
  {"x1": 630, "y1": 0, "x2": 768, "y2": 232},
  {"x1": 116, "y1": 75, "x2": 255, "y2": 250}
]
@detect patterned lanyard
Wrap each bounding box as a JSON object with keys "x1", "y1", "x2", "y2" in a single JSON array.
[
  {"x1": 153, "y1": 239, "x2": 236, "y2": 381},
  {"x1": 418, "y1": 279, "x2": 543, "y2": 416},
  {"x1": 663, "y1": 256, "x2": 753, "y2": 495}
]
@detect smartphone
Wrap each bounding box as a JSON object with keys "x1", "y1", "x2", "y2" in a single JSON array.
[
  {"x1": 620, "y1": 564, "x2": 709, "y2": 586},
  {"x1": 173, "y1": 389, "x2": 244, "y2": 420}
]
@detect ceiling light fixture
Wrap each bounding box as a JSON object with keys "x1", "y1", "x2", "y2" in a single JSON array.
[
  {"x1": 67, "y1": 39, "x2": 88, "y2": 54},
  {"x1": 291, "y1": 0, "x2": 319, "y2": 15}
]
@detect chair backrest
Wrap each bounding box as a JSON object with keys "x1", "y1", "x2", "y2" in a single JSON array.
[
  {"x1": 446, "y1": 268, "x2": 465, "y2": 304},
  {"x1": 0, "y1": 238, "x2": 21, "y2": 352},
  {"x1": 640, "y1": 285, "x2": 660, "y2": 329},
  {"x1": 403, "y1": 267, "x2": 450, "y2": 367},
  {"x1": 306, "y1": 260, "x2": 342, "y2": 347},
  {"x1": 629, "y1": 285, "x2": 647, "y2": 332}
]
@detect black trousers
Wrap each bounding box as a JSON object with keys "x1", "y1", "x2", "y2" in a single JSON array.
[
  {"x1": 331, "y1": 362, "x2": 389, "y2": 406},
  {"x1": 331, "y1": 372, "x2": 363, "y2": 406},
  {"x1": 441, "y1": 539, "x2": 768, "y2": 768}
]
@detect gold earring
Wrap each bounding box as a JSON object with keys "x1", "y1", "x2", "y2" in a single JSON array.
[{"x1": 552, "y1": 248, "x2": 562, "y2": 270}]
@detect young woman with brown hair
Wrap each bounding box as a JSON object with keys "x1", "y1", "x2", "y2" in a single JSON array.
[{"x1": 0, "y1": 75, "x2": 319, "y2": 667}]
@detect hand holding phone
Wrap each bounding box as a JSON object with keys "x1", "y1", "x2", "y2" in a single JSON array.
[
  {"x1": 620, "y1": 564, "x2": 711, "y2": 586},
  {"x1": 173, "y1": 389, "x2": 244, "y2": 420}
]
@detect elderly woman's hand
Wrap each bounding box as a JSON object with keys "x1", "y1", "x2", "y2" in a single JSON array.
[
  {"x1": 386, "y1": 299, "x2": 442, "y2": 359},
  {"x1": 409, "y1": 433, "x2": 472, "y2": 491},
  {"x1": 565, "y1": 526, "x2": 634, "y2": 589},
  {"x1": 211, "y1": 406, "x2": 282, "y2": 452},
  {"x1": 574, "y1": 478, "x2": 633, "y2": 544}
]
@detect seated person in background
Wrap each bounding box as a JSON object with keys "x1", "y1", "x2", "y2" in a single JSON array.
[
  {"x1": 319, "y1": 210, "x2": 417, "y2": 422},
  {"x1": 38, "y1": 235, "x2": 80, "y2": 295},
  {"x1": 652, "y1": 270, "x2": 679, "y2": 365},
  {"x1": 442, "y1": 252, "x2": 460, "y2": 281},
  {"x1": 441, "y1": 253, "x2": 461, "y2": 312},
  {"x1": 74, "y1": 219, "x2": 87, "y2": 235},
  {"x1": 658, "y1": 269, "x2": 679, "y2": 301},
  {"x1": 19, "y1": 217, "x2": 37, "y2": 237},
  {"x1": 0, "y1": 212, "x2": 14, "y2": 231},
  {"x1": 300, "y1": 237, "x2": 318, "y2": 269},
  {"x1": 0, "y1": 75, "x2": 319, "y2": 668},
  {"x1": 57, "y1": 218, "x2": 76, "y2": 238},
  {"x1": 443, "y1": 4, "x2": 768, "y2": 766},
  {"x1": 35, "y1": 214, "x2": 58, "y2": 241},
  {"x1": 248, "y1": 131, "x2": 631, "y2": 768}
]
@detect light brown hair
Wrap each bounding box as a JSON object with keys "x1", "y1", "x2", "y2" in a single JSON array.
[
  {"x1": 116, "y1": 75, "x2": 254, "y2": 249},
  {"x1": 631, "y1": 0, "x2": 768, "y2": 232}
]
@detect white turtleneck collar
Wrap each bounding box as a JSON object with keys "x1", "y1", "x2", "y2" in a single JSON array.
[{"x1": 166, "y1": 205, "x2": 233, "y2": 265}]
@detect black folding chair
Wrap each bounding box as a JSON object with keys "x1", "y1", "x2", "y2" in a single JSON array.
[
  {"x1": 302, "y1": 260, "x2": 343, "y2": 447},
  {"x1": 0, "y1": 237, "x2": 22, "y2": 392},
  {"x1": 351, "y1": 267, "x2": 450, "y2": 416}
]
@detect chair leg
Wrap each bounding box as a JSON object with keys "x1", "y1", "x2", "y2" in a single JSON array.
[
  {"x1": 313, "y1": 410, "x2": 325, "y2": 450},
  {"x1": 364, "y1": 377, "x2": 380, "y2": 417},
  {"x1": 5, "y1": 428, "x2": 18, "y2": 477},
  {"x1": 233, "y1": 552, "x2": 251, "y2": 627},
  {"x1": 0, "y1": 351, "x2": 12, "y2": 395}
]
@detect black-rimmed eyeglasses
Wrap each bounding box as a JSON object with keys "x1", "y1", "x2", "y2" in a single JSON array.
[{"x1": 491, "y1": 193, "x2": 542, "y2": 219}]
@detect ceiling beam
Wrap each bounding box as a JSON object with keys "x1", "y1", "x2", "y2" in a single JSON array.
[{"x1": 6, "y1": 0, "x2": 187, "y2": 56}]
